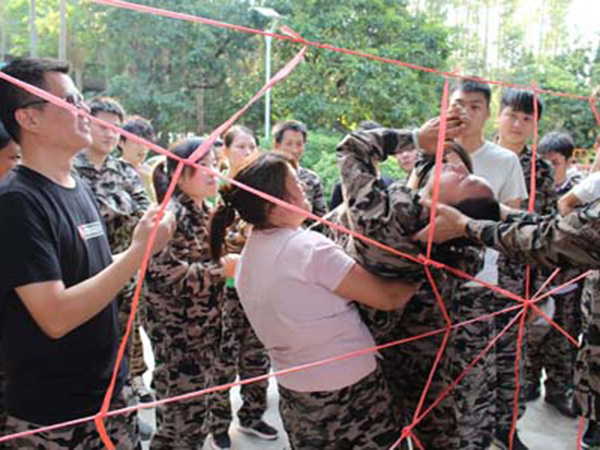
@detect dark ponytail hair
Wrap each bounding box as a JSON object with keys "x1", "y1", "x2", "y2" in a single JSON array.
[
  {"x1": 152, "y1": 136, "x2": 211, "y2": 204},
  {"x1": 209, "y1": 151, "x2": 295, "y2": 262}
]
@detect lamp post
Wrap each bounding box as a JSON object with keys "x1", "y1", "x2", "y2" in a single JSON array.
[
  {"x1": 29, "y1": 0, "x2": 37, "y2": 57},
  {"x1": 251, "y1": 7, "x2": 281, "y2": 144},
  {"x1": 59, "y1": 0, "x2": 67, "y2": 61}
]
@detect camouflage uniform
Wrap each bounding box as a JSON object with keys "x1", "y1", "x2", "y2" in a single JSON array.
[
  {"x1": 492, "y1": 146, "x2": 556, "y2": 430},
  {"x1": 466, "y1": 199, "x2": 600, "y2": 420},
  {"x1": 73, "y1": 153, "x2": 150, "y2": 380},
  {"x1": 278, "y1": 366, "x2": 401, "y2": 450},
  {"x1": 209, "y1": 217, "x2": 271, "y2": 433},
  {"x1": 335, "y1": 129, "x2": 484, "y2": 449},
  {"x1": 144, "y1": 192, "x2": 226, "y2": 449},
  {"x1": 298, "y1": 166, "x2": 327, "y2": 218},
  {"x1": 415, "y1": 148, "x2": 500, "y2": 449},
  {"x1": 525, "y1": 173, "x2": 584, "y2": 397},
  {"x1": 3, "y1": 386, "x2": 138, "y2": 449}
]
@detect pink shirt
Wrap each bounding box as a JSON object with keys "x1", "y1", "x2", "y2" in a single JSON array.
[{"x1": 235, "y1": 227, "x2": 377, "y2": 392}]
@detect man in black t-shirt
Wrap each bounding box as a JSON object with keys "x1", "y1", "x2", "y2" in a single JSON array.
[{"x1": 0, "y1": 58, "x2": 174, "y2": 448}]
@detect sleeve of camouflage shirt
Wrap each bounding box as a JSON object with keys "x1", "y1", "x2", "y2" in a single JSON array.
[
  {"x1": 466, "y1": 199, "x2": 600, "y2": 270},
  {"x1": 336, "y1": 128, "x2": 427, "y2": 279},
  {"x1": 311, "y1": 175, "x2": 328, "y2": 217}
]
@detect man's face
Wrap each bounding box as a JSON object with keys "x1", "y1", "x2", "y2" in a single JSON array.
[
  {"x1": 395, "y1": 149, "x2": 417, "y2": 173},
  {"x1": 0, "y1": 140, "x2": 20, "y2": 180},
  {"x1": 23, "y1": 72, "x2": 92, "y2": 153},
  {"x1": 450, "y1": 90, "x2": 490, "y2": 137},
  {"x1": 274, "y1": 130, "x2": 305, "y2": 162},
  {"x1": 90, "y1": 111, "x2": 122, "y2": 156},
  {"x1": 544, "y1": 151, "x2": 567, "y2": 175},
  {"x1": 121, "y1": 139, "x2": 150, "y2": 167},
  {"x1": 497, "y1": 106, "x2": 536, "y2": 149}
]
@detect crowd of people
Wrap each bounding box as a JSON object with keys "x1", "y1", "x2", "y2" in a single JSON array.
[{"x1": 2, "y1": 56, "x2": 600, "y2": 450}]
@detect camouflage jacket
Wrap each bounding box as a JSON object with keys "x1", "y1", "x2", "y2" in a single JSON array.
[
  {"x1": 497, "y1": 145, "x2": 556, "y2": 297},
  {"x1": 298, "y1": 166, "x2": 327, "y2": 217},
  {"x1": 553, "y1": 173, "x2": 585, "y2": 288},
  {"x1": 74, "y1": 152, "x2": 150, "y2": 253},
  {"x1": 145, "y1": 193, "x2": 225, "y2": 348},
  {"x1": 336, "y1": 128, "x2": 483, "y2": 282},
  {"x1": 518, "y1": 145, "x2": 556, "y2": 215},
  {"x1": 466, "y1": 199, "x2": 600, "y2": 272}
]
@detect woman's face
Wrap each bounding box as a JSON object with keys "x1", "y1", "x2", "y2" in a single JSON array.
[
  {"x1": 179, "y1": 150, "x2": 219, "y2": 201},
  {"x1": 426, "y1": 163, "x2": 490, "y2": 205},
  {"x1": 268, "y1": 164, "x2": 311, "y2": 228},
  {"x1": 225, "y1": 131, "x2": 257, "y2": 172}
]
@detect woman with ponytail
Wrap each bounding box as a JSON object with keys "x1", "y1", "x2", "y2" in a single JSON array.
[
  {"x1": 145, "y1": 137, "x2": 232, "y2": 450},
  {"x1": 209, "y1": 126, "x2": 279, "y2": 446},
  {"x1": 209, "y1": 152, "x2": 421, "y2": 449}
]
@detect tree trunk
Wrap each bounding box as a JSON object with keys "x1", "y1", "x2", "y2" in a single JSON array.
[{"x1": 196, "y1": 87, "x2": 205, "y2": 135}]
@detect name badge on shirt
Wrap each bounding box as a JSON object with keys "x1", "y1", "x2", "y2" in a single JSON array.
[{"x1": 78, "y1": 221, "x2": 105, "y2": 241}]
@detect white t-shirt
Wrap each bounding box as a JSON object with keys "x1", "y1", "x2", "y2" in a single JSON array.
[
  {"x1": 468, "y1": 141, "x2": 528, "y2": 285},
  {"x1": 235, "y1": 227, "x2": 377, "y2": 392},
  {"x1": 572, "y1": 172, "x2": 600, "y2": 204}
]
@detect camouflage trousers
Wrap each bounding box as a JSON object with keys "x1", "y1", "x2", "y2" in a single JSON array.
[
  {"x1": 389, "y1": 281, "x2": 460, "y2": 450},
  {"x1": 493, "y1": 292, "x2": 528, "y2": 430},
  {"x1": 278, "y1": 366, "x2": 403, "y2": 450},
  {"x1": 447, "y1": 285, "x2": 497, "y2": 450},
  {"x1": 2, "y1": 386, "x2": 138, "y2": 450},
  {"x1": 526, "y1": 287, "x2": 582, "y2": 396},
  {"x1": 150, "y1": 339, "x2": 218, "y2": 450},
  {"x1": 209, "y1": 288, "x2": 270, "y2": 435},
  {"x1": 575, "y1": 271, "x2": 600, "y2": 420},
  {"x1": 117, "y1": 281, "x2": 149, "y2": 380}
]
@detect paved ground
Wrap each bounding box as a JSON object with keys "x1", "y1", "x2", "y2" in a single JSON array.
[{"x1": 138, "y1": 330, "x2": 583, "y2": 450}]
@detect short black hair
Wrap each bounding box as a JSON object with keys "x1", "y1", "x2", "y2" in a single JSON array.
[
  {"x1": 121, "y1": 115, "x2": 155, "y2": 143},
  {"x1": 0, "y1": 57, "x2": 70, "y2": 143},
  {"x1": 451, "y1": 78, "x2": 492, "y2": 107},
  {"x1": 272, "y1": 120, "x2": 307, "y2": 144},
  {"x1": 538, "y1": 131, "x2": 575, "y2": 160},
  {"x1": 500, "y1": 88, "x2": 544, "y2": 120},
  {"x1": 0, "y1": 120, "x2": 12, "y2": 150},
  {"x1": 88, "y1": 96, "x2": 125, "y2": 122},
  {"x1": 357, "y1": 120, "x2": 383, "y2": 131}
]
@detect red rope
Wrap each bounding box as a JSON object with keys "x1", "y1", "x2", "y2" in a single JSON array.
[
  {"x1": 425, "y1": 76, "x2": 450, "y2": 260},
  {"x1": 1, "y1": 68, "x2": 592, "y2": 446},
  {"x1": 1, "y1": 1, "x2": 597, "y2": 446}
]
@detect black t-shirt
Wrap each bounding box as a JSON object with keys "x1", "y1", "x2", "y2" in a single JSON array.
[{"x1": 0, "y1": 166, "x2": 126, "y2": 425}]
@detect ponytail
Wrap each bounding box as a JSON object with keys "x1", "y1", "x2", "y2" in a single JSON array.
[
  {"x1": 209, "y1": 192, "x2": 237, "y2": 262},
  {"x1": 152, "y1": 159, "x2": 170, "y2": 204}
]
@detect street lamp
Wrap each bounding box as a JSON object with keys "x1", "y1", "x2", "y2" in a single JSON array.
[{"x1": 251, "y1": 7, "x2": 281, "y2": 144}]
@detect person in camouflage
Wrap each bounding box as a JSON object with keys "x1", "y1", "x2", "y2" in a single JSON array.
[
  {"x1": 73, "y1": 97, "x2": 152, "y2": 406},
  {"x1": 208, "y1": 126, "x2": 278, "y2": 447},
  {"x1": 333, "y1": 120, "x2": 503, "y2": 449},
  {"x1": 272, "y1": 120, "x2": 327, "y2": 219},
  {"x1": 420, "y1": 189, "x2": 600, "y2": 449},
  {"x1": 146, "y1": 137, "x2": 229, "y2": 450},
  {"x1": 493, "y1": 88, "x2": 556, "y2": 447},
  {"x1": 525, "y1": 131, "x2": 585, "y2": 417}
]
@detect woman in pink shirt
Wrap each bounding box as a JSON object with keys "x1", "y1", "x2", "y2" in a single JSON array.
[{"x1": 210, "y1": 152, "x2": 419, "y2": 449}]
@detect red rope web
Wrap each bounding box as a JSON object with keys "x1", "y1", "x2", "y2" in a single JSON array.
[{"x1": 1, "y1": 1, "x2": 599, "y2": 448}]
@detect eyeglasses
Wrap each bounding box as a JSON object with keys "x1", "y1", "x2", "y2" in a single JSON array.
[{"x1": 19, "y1": 92, "x2": 87, "y2": 110}]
